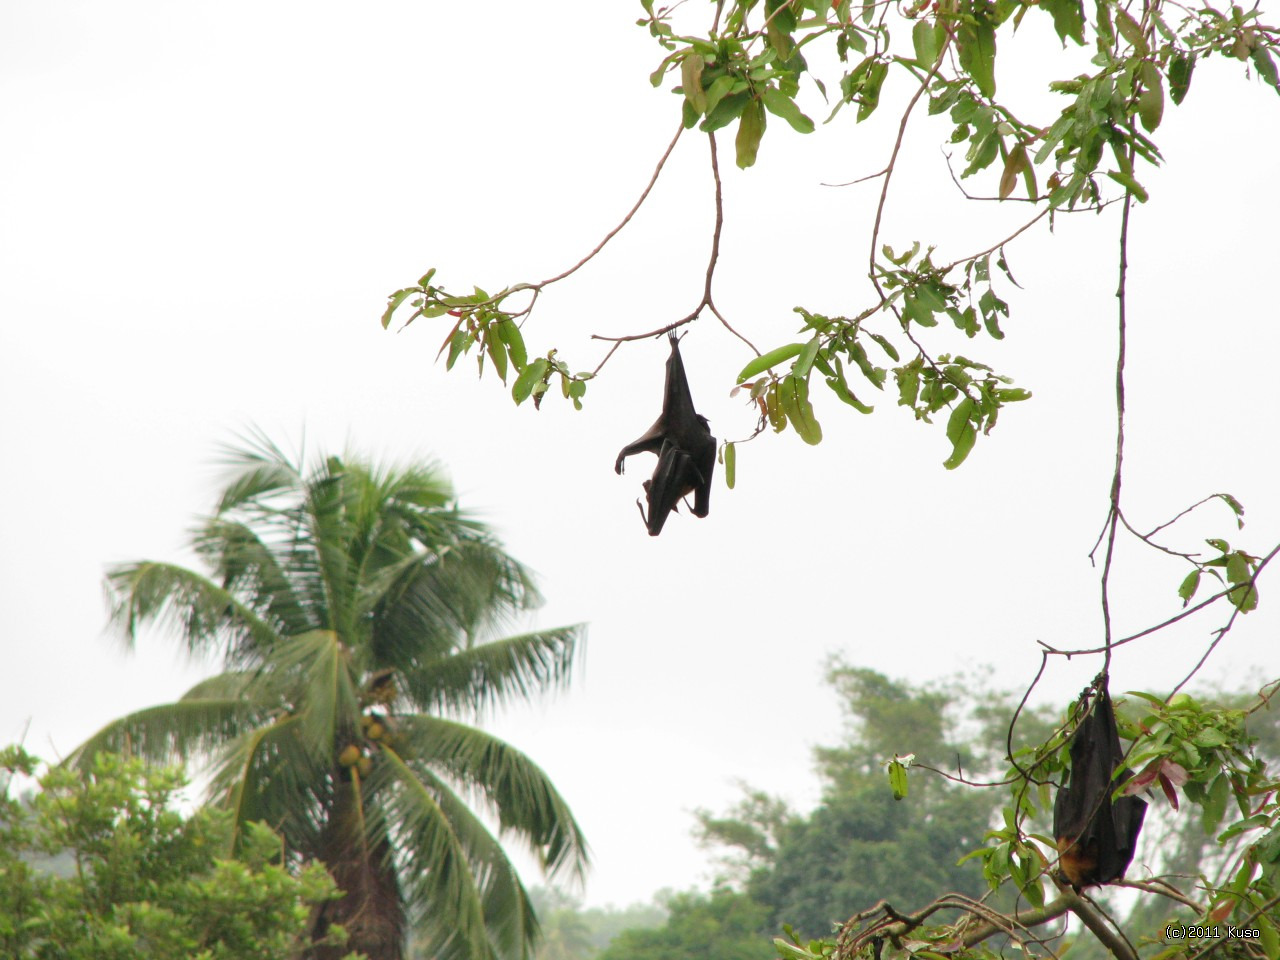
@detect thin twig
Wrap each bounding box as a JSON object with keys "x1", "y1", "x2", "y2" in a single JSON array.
[
  {"x1": 1042, "y1": 539, "x2": 1280, "y2": 657},
  {"x1": 1116, "y1": 507, "x2": 1200, "y2": 561},
  {"x1": 867, "y1": 37, "x2": 953, "y2": 277},
  {"x1": 1097, "y1": 177, "x2": 1135, "y2": 675},
  {"x1": 539, "y1": 121, "x2": 685, "y2": 287},
  {"x1": 1145, "y1": 493, "x2": 1226, "y2": 539},
  {"x1": 940, "y1": 208, "x2": 1050, "y2": 273},
  {"x1": 591, "y1": 131, "x2": 758, "y2": 366}
]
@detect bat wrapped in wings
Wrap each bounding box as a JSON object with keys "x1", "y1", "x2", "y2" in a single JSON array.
[
  {"x1": 614, "y1": 332, "x2": 716, "y2": 536},
  {"x1": 1052, "y1": 675, "x2": 1148, "y2": 889}
]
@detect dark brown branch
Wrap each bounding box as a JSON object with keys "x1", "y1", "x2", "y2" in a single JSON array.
[{"x1": 1069, "y1": 895, "x2": 1139, "y2": 960}]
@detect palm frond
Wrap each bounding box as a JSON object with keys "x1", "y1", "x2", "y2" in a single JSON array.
[
  {"x1": 212, "y1": 715, "x2": 328, "y2": 856},
  {"x1": 196, "y1": 518, "x2": 315, "y2": 639},
  {"x1": 394, "y1": 715, "x2": 589, "y2": 881},
  {"x1": 179, "y1": 671, "x2": 253, "y2": 701},
  {"x1": 378, "y1": 746, "x2": 491, "y2": 960},
  {"x1": 214, "y1": 429, "x2": 303, "y2": 515},
  {"x1": 104, "y1": 561, "x2": 279, "y2": 658},
  {"x1": 304, "y1": 462, "x2": 359, "y2": 637},
  {"x1": 395, "y1": 762, "x2": 539, "y2": 960},
  {"x1": 402, "y1": 627, "x2": 584, "y2": 718},
  {"x1": 259, "y1": 630, "x2": 362, "y2": 764},
  {"x1": 64, "y1": 697, "x2": 259, "y2": 772}
]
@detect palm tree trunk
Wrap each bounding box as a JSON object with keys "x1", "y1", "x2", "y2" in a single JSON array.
[{"x1": 308, "y1": 770, "x2": 406, "y2": 960}]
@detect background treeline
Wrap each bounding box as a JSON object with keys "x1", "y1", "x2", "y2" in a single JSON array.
[{"x1": 6, "y1": 663, "x2": 1274, "y2": 960}]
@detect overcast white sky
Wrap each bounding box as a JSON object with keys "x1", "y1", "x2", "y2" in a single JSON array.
[{"x1": 3, "y1": 0, "x2": 1278, "y2": 910}]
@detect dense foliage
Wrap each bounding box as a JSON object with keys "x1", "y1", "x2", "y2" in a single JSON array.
[
  {"x1": 595, "y1": 887, "x2": 776, "y2": 960},
  {"x1": 0, "y1": 747, "x2": 353, "y2": 960}
]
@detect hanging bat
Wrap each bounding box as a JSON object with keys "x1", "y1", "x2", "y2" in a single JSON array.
[
  {"x1": 615, "y1": 332, "x2": 716, "y2": 536},
  {"x1": 1052, "y1": 676, "x2": 1148, "y2": 889}
]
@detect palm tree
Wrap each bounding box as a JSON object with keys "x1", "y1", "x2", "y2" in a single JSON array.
[{"x1": 68, "y1": 434, "x2": 589, "y2": 960}]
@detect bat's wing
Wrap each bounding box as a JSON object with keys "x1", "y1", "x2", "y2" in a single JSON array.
[
  {"x1": 1106, "y1": 792, "x2": 1148, "y2": 880},
  {"x1": 1053, "y1": 679, "x2": 1147, "y2": 888},
  {"x1": 690, "y1": 416, "x2": 716, "y2": 518},
  {"x1": 615, "y1": 420, "x2": 665, "y2": 474},
  {"x1": 642, "y1": 440, "x2": 699, "y2": 536}
]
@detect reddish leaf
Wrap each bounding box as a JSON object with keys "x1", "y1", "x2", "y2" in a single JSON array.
[{"x1": 1159, "y1": 772, "x2": 1180, "y2": 810}]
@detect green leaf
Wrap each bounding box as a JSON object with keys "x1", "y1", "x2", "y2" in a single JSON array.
[
  {"x1": 887, "y1": 759, "x2": 909, "y2": 799},
  {"x1": 904, "y1": 293, "x2": 939, "y2": 327},
  {"x1": 780, "y1": 375, "x2": 823, "y2": 445},
  {"x1": 946, "y1": 397, "x2": 975, "y2": 444},
  {"x1": 897, "y1": 367, "x2": 921, "y2": 408},
  {"x1": 1137, "y1": 62, "x2": 1164, "y2": 132},
  {"x1": 738, "y1": 342, "x2": 806, "y2": 382},
  {"x1": 703, "y1": 75, "x2": 737, "y2": 118},
  {"x1": 826, "y1": 360, "x2": 874, "y2": 413},
  {"x1": 1019, "y1": 868, "x2": 1046, "y2": 909},
  {"x1": 724, "y1": 442, "x2": 736, "y2": 489},
  {"x1": 1169, "y1": 52, "x2": 1195, "y2": 105},
  {"x1": 1177, "y1": 568, "x2": 1201, "y2": 606},
  {"x1": 1225, "y1": 552, "x2": 1250, "y2": 584},
  {"x1": 1193, "y1": 727, "x2": 1230, "y2": 748},
  {"x1": 765, "y1": 0, "x2": 797, "y2": 57},
  {"x1": 382, "y1": 288, "x2": 416, "y2": 328},
  {"x1": 912, "y1": 19, "x2": 941, "y2": 67},
  {"x1": 701, "y1": 90, "x2": 750, "y2": 133},
  {"x1": 867, "y1": 332, "x2": 899, "y2": 361},
  {"x1": 1106, "y1": 169, "x2": 1149, "y2": 202},
  {"x1": 1217, "y1": 492, "x2": 1245, "y2": 528},
  {"x1": 1251, "y1": 47, "x2": 1280, "y2": 94},
  {"x1": 1228, "y1": 582, "x2": 1259, "y2": 613},
  {"x1": 999, "y1": 144, "x2": 1027, "y2": 200},
  {"x1": 495, "y1": 319, "x2": 527, "y2": 370},
  {"x1": 957, "y1": 16, "x2": 997, "y2": 99},
  {"x1": 446, "y1": 329, "x2": 471, "y2": 371},
  {"x1": 857, "y1": 60, "x2": 888, "y2": 122},
  {"x1": 1114, "y1": 9, "x2": 1148, "y2": 55},
  {"x1": 735, "y1": 97, "x2": 766, "y2": 168},
  {"x1": 766, "y1": 382, "x2": 787, "y2": 433},
  {"x1": 484, "y1": 331, "x2": 509, "y2": 383},
  {"x1": 849, "y1": 342, "x2": 886, "y2": 388},
  {"x1": 793, "y1": 336, "x2": 823, "y2": 378},
  {"x1": 994, "y1": 387, "x2": 1030, "y2": 402},
  {"x1": 1040, "y1": 0, "x2": 1085, "y2": 45},
  {"x1": 944, "y1": 398, "x2": 977, "y2": 469},
  {"x1": 1257, "y1": 917, "x2": 1279, "y2": 960},
  {"x1": 761, "y1": 87, "x2": 815, "y2": 133},
  {"x1": 512, "y1": 358, "x2": 548, "y2": 406},
  {"x1": 680, "y1": 53, "x2": 708, "y2": 114}
]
